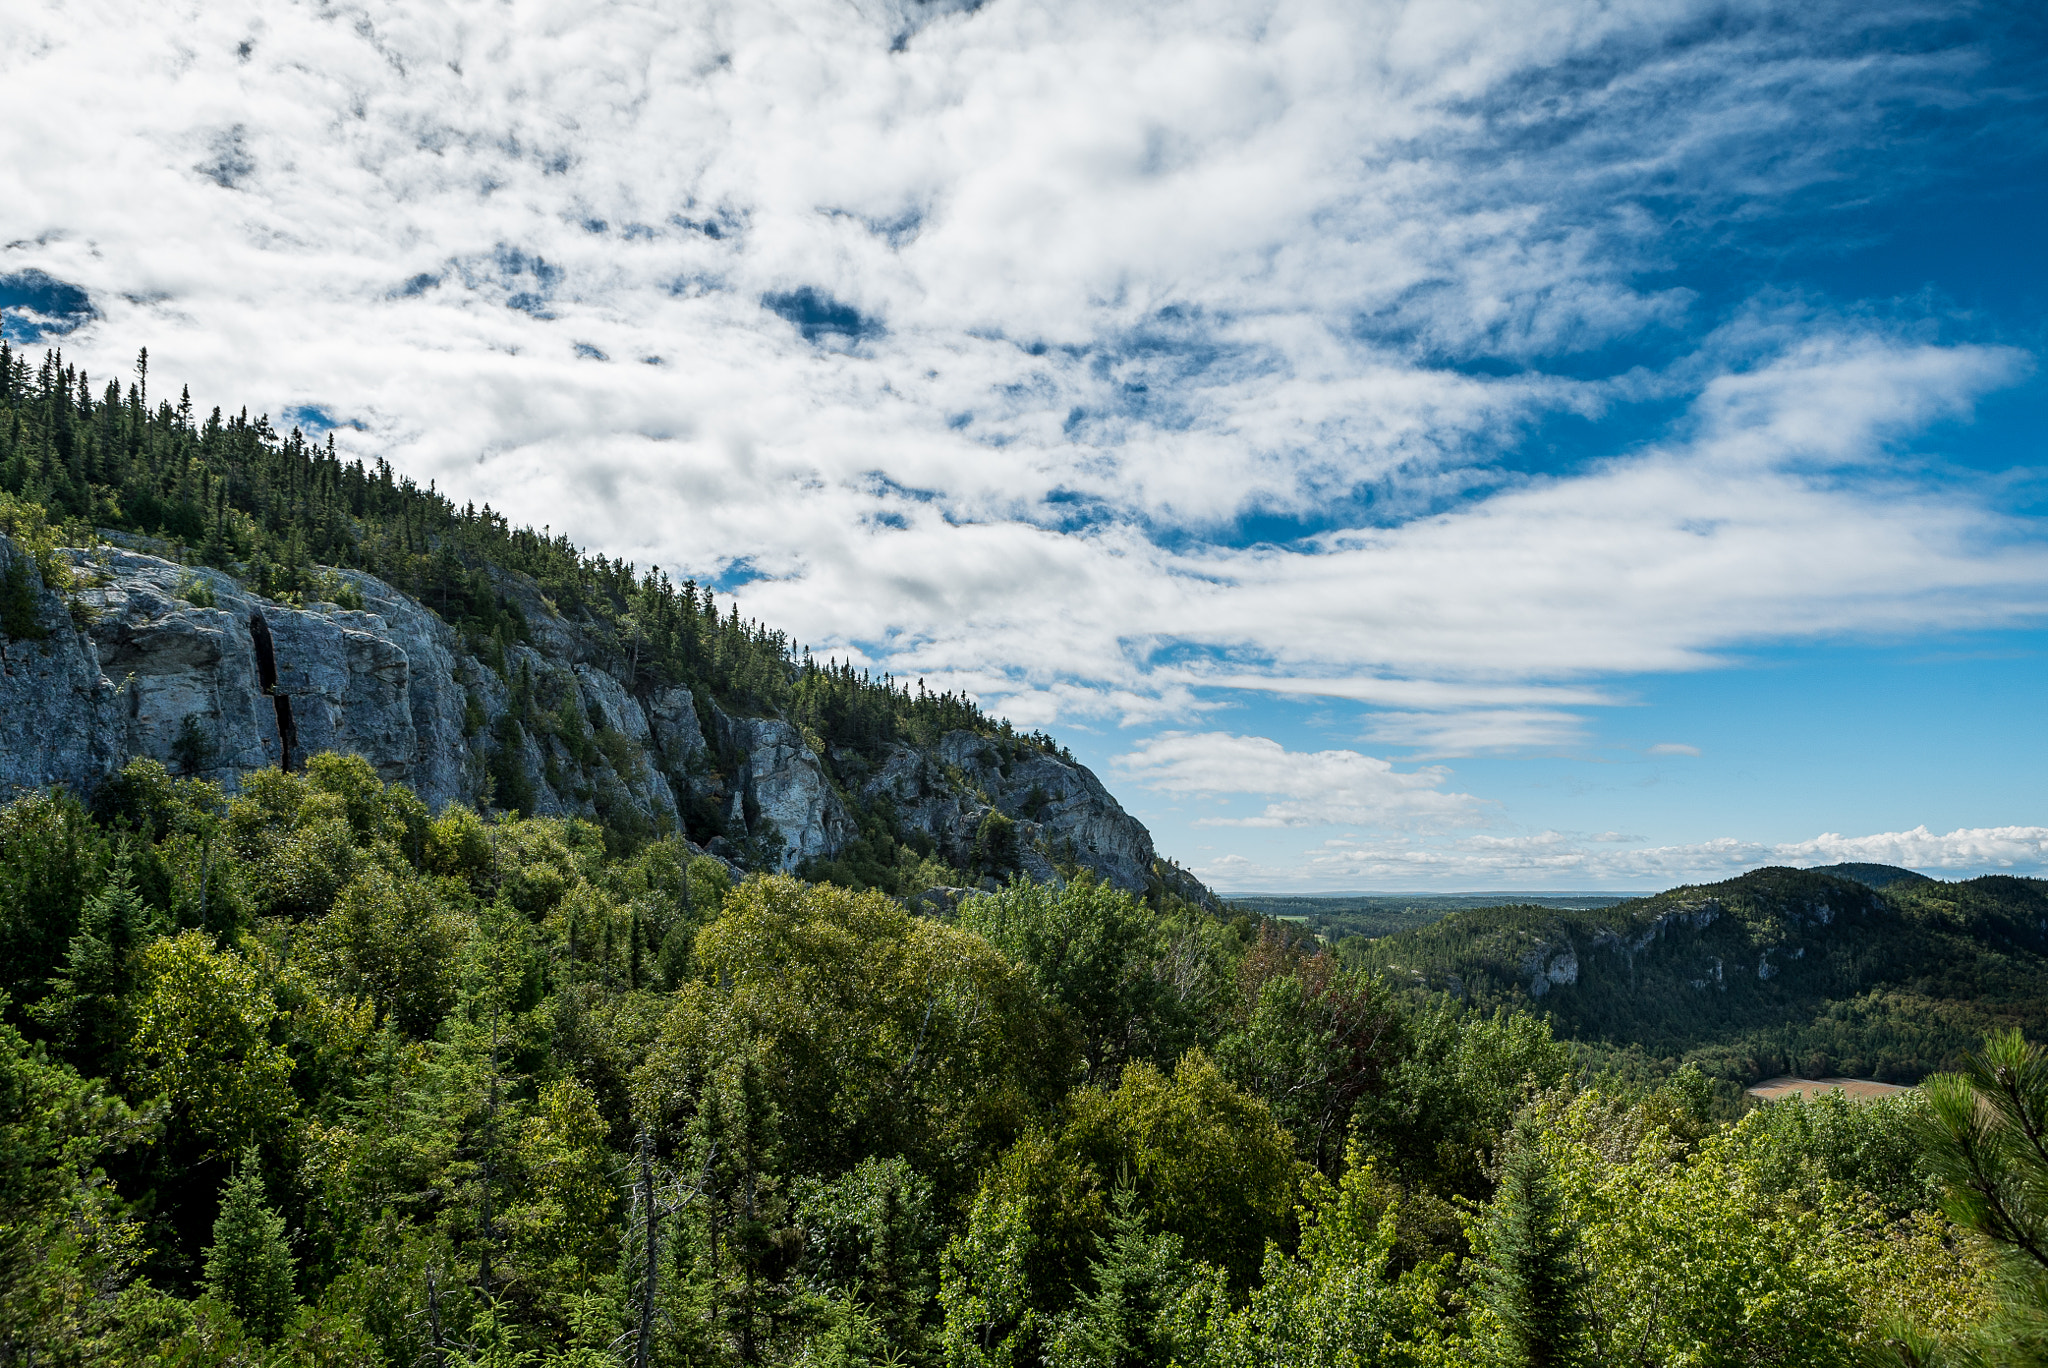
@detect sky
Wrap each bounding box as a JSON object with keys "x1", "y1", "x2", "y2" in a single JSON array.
[{"x1": 3, "y1": 0, "x2": 2045, "y2": 891}]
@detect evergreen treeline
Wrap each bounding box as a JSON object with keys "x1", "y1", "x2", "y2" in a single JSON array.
[
  {"x1": 0, "y1": 343, "x2": 1038, "y2": 759},
  {"x1": 0, "y1": 754, "x2": 2042, "y2": 1365},
  {"x1": 1344, "y1": 866, "x2": 2048, "y2": 1087}
]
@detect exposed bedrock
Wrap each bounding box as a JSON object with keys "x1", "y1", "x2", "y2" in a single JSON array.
[{"x1": 0, "y1": 533, "x2": 1196, "y2": 895}]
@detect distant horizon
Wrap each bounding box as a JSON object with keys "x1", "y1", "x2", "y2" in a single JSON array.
[
  {"x1": 1213, "y1": 858, "x2": 2040, "y2": 898},
  {"x1": 1222, "y1": 889, "x2": 1657, "y2": 899}
]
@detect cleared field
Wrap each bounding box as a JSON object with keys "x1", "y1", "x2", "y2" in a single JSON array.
[{"x1": 1746, "y1": 1076, "x2": 1911, "y2": 1103}]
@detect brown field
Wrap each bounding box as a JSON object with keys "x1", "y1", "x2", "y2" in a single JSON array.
[{"x1": 1745, "y1": 1076, "x2": 1912, "y2": 1104}]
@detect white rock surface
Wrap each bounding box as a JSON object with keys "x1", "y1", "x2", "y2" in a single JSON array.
[
  {"x1": 723, "y1": 714, "x2": 856, "y2": 869},
  {"x1": 0, "y1": 540, "x2": 120, "y2": 796},
  {"x1": 0, "y1": 533, "x2": 1198, "y2": 898}
]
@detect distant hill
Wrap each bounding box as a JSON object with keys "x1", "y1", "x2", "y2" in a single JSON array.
[
  {"x1": 1813, "y1": 862, "x2": 1936, "y2": 889},
  {"x1": 1347, "y1": 867, "x2": 2048, "y2": 1084},
  {"x1": 1229, "y1": 892, "x2": 1635, "y2": 941}
]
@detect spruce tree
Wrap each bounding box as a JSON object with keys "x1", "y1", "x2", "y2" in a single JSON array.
[
  {"x1": 1480, "y1": 1130, "x2": 1589, "y2": 1368},
  {"x1": 32, "y1": 848, "x2": 148, "y2": 1064},
  {"x1": 204, "y1": 1147, "x2": 298, "y2": 1341},
  {"x1": 1057, "y1": 1185, "x2": 1191, "y2": 1368}
]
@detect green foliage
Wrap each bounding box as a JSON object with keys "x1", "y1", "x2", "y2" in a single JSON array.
[
  {"x1": 0, "y1": 786, "x2": 107, "y2": 1012},
  {"x1": 1218, "y1": 925, "x2": 1408, "y2": 1173},
  {"x1": 972, "y1": 811, "x2": 1018, "y2": 880},
  {"x1": 1524, "y1": 1087, "x2": 1989, "y2": 1365},
  {"x1": 28, "y1": 845, "x2": 155, "y2": 1063},
  {"x1": 0, "y1": 487, "x2": 71, "y2": 593},
  {"x1": 204, "y1": 1147, "x2": 299, "y2": 1341},
  {"x1": 960, "y1": 877, "x2": 1185, "y2": 1078},
  {"x1": 304, "y1": 863, "x2": 468, "y2": 1037},
  {"x1": 696, "y1": 875, "x2": 1072, "y2": 1195},
  {"x1": 168, "y1": 712, "x2": 218, "y2": 776},
  {"x1": 1046, "y1": 1185, "x2": 1205, "y2": 1368},
  {"x1": 1474, "y1": 1129, "x2": 1590, "y2": 1366},
  {"x1": 1915, "y1": 1030, "x2": 2048, "y2": 1361},
  {"x1": 0, "y1": 747, "x2": 2029, "y2": 1363},
  {"x1": 943, "y1": 1046, "x2": 1294, "y2": 1357},
  {"x1": 0, "y1": 996, "x2": 151, "y2": 1360},
  {"x1": 131, "y1": 930, "x2": 297, "y2": 1154},
  {"x1": 0, "y1": 551, "x2": 43, "y2": 639},
  {"x1": 794, "y1": 1155, "x2": 942, "y2": 1349},
  {"x1": 1185, "y1": 1142, "x2": 1454, "y2": 1368},
  {"x1": 1360, "y1": 1002, "x2": 1577, "y2": 1198}
]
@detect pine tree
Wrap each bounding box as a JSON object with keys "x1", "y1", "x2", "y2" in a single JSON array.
[
  {"x1": 1916, "y1": 1029, "x2": 2048, "y2": 1364},
  {"x1": 204, "y1": 1147, "x2": 299, "y2": 1341},
  {"x1": 1479, "y1": 1128, "x2": 1588, "y2": 1368},
  {"x1": 694, "y1": 1054, "x2": 789, "y2": 1364}
]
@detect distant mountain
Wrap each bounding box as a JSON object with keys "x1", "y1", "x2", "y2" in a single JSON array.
[
  {"x1": 1349, "y1": 866, "x2": 2048, "y2": 1084},
  {"x1": 1813, "y1": 862, "x2": 1936, "y2": 889}
]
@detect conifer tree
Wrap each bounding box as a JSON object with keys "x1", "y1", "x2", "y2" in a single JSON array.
[
  {"x1": 204, "y1": 1147, "x2": 299, "y2": 1341},
  {"x1": 31, "y1": 847, "x2": 148, "y2": 1064},
  {"x1": 1479, "y1": 1128, "x2": 1589, "y2": 1368},
  {"x1": 1913, "y1": 1029, "x2": 2048, "y2": 1364},
  {"x1": 1054, "y1": 1185, "x2": 1192, "y2": 1368},
  {"x1": 694, "y1": 1053, "x2": 788, "y2": 1364}
]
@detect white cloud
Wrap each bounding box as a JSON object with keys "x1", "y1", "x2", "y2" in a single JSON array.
[
  {"x1": 1776, "y1": 826, "x2": 2048, "y2": 873},
  {"x1": 4, "y1": 0, "x2": 2042, "y2": 881},
  {"x1": 4, "y1": 0, "x2": 2036, "y2": 723},
  {"x1": 1362, "y1": 709, "x2": 1588, "y2": 755},
  {"x1": 1114, "y1": 732, "x2": 1488, "y2": 829},
  {"x1": 1646, "y1": 743, "x2": 1700, "y2": 756}
]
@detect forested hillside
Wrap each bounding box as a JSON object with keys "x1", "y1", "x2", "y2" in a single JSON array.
[
  {"x1": 1349, "y1": 865, "x2": 2048, "y2": 1085},
  {"x1": 1235, "y1": 893, "x2": 1632, "y2": 943},
  {"x1": 0, "y1": 754, "x2": 2036, "y2": 1364}
]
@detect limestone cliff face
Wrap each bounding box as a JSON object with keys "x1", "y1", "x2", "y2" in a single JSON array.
[
  {"x1": 0, "y1": 534, "x2": 1192, "y2": 896},
  {"x1": 837, "y1": 731, "x2": 1159, "y2": 892},
  {"x1": 0, "y1": 539, "x2": 120, "y2": 797}
]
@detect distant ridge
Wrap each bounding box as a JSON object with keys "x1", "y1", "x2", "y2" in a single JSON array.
[
  {"x1": 1227, "y1": 891, "x2": 1638, "y2": 941},
  {"x1": 1812, "y1": 862, "x2": 1936, "y2": 889},
  {"x1": 1349, "y1": 864, "x2": 2048, "y2": 1083}
]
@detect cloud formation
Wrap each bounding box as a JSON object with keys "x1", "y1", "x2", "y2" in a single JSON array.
[
  {"x1": 1184, "y1": 824, "x2": 2048, "y2": 891},
  {"x1": 6, "y1": 3, "x2": 2039, "y2": 702},
  {"x1": 4, "y1": 0, "x2": 2042, "y2": 882},
  {"x1": 1115, "y1": 732, "x2": 1487, "y2": 829}
]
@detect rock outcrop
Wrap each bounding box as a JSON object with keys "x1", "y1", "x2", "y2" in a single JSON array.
[
  {"x1": 0, "y1": 539, "x2": 120, "y2": 797},
  {"x1": 721, "y1": 715, "x2": 858, "y2": 868},
  {"x1": 0, "y1": 533, "x2": 1192, "y2": 896}
]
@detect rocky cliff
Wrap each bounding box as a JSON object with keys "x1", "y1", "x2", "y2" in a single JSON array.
[{"x1": 0, "y1": 532, "x2": 1199, "y2": 898}]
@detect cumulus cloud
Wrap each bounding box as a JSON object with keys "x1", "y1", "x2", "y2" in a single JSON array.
[
  {"x1": 3, "y1": 0, "x2": 2043, "y2": 876},
  {"x1": 1114, "y1": 732, "x2": 1488, "y2": 829},
  {"x1": 1776, "y1": 826, "x2": 2048, "y2": 872}
]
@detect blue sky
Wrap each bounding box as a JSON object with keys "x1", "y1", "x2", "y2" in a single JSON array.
[{"x1": 3, "y1": 0, "x2": 2043, "y2": 888}]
